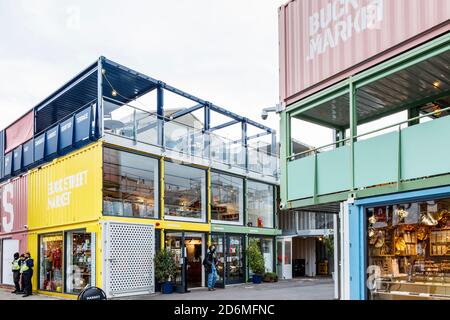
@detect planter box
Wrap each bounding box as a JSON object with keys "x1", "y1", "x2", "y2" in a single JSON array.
[
  {"x1": 161, "y1": 282, "x2": 173, "y2": 294},
  {"x1": 252, "y1": 275, "x2": 263, "y2": 284}
]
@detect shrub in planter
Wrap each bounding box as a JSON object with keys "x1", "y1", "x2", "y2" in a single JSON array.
[
  {"x1": 247, "y1": 239, "x2": 265, "y2": 284},
  {"x1": 263, "y1": 272, "x2": 278, "y2": 283},
  {"x1": 154, "y1": 249, "x2": 177, "y2": 294}
]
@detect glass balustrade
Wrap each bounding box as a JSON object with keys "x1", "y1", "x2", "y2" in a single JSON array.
[{"x1": 103, "y1": 102, "x2": 278, "y2": 177}]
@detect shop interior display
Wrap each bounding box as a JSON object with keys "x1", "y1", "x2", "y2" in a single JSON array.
[
  {"x1": 103, "y1": 171, "x2": 156, "y2": 218},
  {"x1": 69, "y1": 233, "x2": 92, "y2": 293},
  {"x1": 165, "y1": 181, "x2": 203, "y2": 218},
  {"x1": 367, "y1": 199, "x2": 450, "y2": 300},
  {"x1": 41, "y1": 234, "x2": 63, "y2": 292}
]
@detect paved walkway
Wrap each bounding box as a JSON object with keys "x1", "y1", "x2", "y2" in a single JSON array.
[
  {"x1": 0, "y1": 289, "x2": 66, "y2": 300},
  {"x1": 0, "y1": 278, "x2": 334, "y2": 300},
  {"x1": 115, "y1": 277, "x2": 335, "y2": 300}
]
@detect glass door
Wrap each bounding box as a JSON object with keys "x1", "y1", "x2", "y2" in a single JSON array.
[
  {"x1": 164, "y1": 232, "x2": 184, "y2": 290},
  {"x1": 184, "y1": 233, "x2": 204, "y2": 289},
  {"x1": 211, "y1": 234, "x2": 225, "y2": 288},
  {"x1": 226, "y1": 235, "x2": 244, "y2": 284}
]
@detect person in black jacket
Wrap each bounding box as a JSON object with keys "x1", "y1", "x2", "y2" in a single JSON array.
[
  {"x1": 20, "y1": 252, "x2": 34, "y2": 297},
  {"x1": 11, "y1": 252, "x2": 22, "y2": 294},
  {"x1": 203, "y1": 245, "x2": 218, "y2": 291}
]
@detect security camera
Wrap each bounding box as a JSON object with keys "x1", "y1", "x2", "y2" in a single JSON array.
[
  {"x1": 261, "y1": 110, "x2": 269, "y2": 120},
  {"x1": 279, "y1": 203, "x2": 285, "y2": 210},
  {"x1": 24, "y1": 225, "x2": 28, "y2": 229}
]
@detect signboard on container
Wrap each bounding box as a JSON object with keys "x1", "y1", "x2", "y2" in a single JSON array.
[
  {"x1": 279, "y1": 0, "x2": 450, "y2": 104},
  {"x1": 59, "y1": 117, "x2": 74, "y2": 150},
  {"x1": 23, "y1": 140, "x2": 34, "y2": 168},
  {"x1": 5, "y1": 111, "x2": 34, "y2": 153},
  {"x1": 75, "y1": 107, "x2": 92, "y2": 143},
  {"x1": 34, "y1": 134, "x2": 45, "y2": 162},
  {"x1": 4, "y1": 153, "x2": 12, "y2": 177},
  {"x1": 13, "y1": 146, "x2": 22, "y2": 172},
  {"x1": 28, "y1": 141, "x2": 102, "y2": 229},
  {"x1": 45, "y1": 126, "x2": 59, "y2": 157}
]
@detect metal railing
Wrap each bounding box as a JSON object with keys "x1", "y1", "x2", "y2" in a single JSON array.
[{"x1": 288, "y1": 105, "x2": 450, "y2": 161}]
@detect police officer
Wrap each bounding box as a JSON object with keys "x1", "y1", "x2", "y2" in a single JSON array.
[
  {"x1": 20, "y1": 252, "x2": 34, "y2": 297},
  {"x1": 11, "y1": 252, "x2": 22, "y2": 294}
]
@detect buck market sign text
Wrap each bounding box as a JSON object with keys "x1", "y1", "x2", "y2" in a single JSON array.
[
  {"x1": 308, "y1": 0, "x2": 384, "y2": 60},
  {"x1": 48, "y1": 170, "x2": 88, "y2": 209}
]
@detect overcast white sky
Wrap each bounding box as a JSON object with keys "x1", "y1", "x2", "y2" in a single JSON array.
[{"x1": 0, "y1": 0, "x2": 286, "y2": 141}]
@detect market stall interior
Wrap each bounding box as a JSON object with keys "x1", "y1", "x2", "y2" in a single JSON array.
[{"x1": 367, "y1": 198, "x2": 450, "y2": 300}]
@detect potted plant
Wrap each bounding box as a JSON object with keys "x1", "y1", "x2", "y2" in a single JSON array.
[
  {"x1": 154, "y1": 249, "x2": 177, "y2": 294},
  {"x1": 247, "y1": 240, "x2": 265, "y2": 284},
  {"x1": 323, "y1": 235, "x2": 334, "y2": 277},
  {"x1": 263, "y1": 272, "x2": 278, "y2": 283}
]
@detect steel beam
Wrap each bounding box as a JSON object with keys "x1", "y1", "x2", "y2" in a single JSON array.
[
  {"x1": 96, "y1": 58, "x2": 103, "y2": 138},
  {"x1": 157, "y1": 86, "x2": 164, "y2": 147},
  {"x1": 209, "y1": 120, "x2": 240, "y2": 132},
  {"x1": 170, "y1": 104, "x2": 204, "y2": 120}
]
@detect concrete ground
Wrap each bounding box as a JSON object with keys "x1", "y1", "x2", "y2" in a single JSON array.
[
  {"x1": 115, "y1": 277, "x2": 335, "y2": 300},
  {"x1": 0, "y1": 288, "x2": 67, "y2": 300},
  {"x1": 0, "y1": 278, "x2": 334, "y2": 300}
]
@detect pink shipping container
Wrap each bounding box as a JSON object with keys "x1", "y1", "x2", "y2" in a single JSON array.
[
  {"x1": 279, "y1": 0, "x2": 450, "y2": 105},
  {"x1": 5, "y1": 111, "x2": 34, "y2": 153},
  {"x1": 0, "y1": 175, "x2": 28, "y2": 285}
]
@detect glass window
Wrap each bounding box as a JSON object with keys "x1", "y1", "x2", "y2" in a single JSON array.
[
  {"x1": 164, "y1": 161, "x2": 206, "y2": 221},
  {"x1": 103, "y1": 148, "x2": 158, "y2": 218},
  {"x1": 40, "y1": 233, "x2": 64, "y2": 292},
  {"x1": 66, "y1": 231, "x2": 93, "y2": 294},
  {"x1": 262, "y1": 238, "x2": 274, "y2": 273},
  {"x1": 247, "y1": 181, "x2": 274, "y2": 228},
  {"x1": 366, "y1": 198, "x2": 450, "y2": 300},
  {"x1": 284, "y1": 240, "x2": 291, "y2": 265},
  {"x1": 227, "y1": 235, "x2": 244, "y2": 283},
  {"x1": 211, "y1": 172, "x2": 244, "y2": 225}
]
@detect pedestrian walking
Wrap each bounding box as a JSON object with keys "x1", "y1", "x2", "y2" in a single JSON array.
[
  {"x1": 20, "y1": 252, "x2": 34, "y2": 297},
  {"x1": 203, "y1": 245, "x2": 218, "y2": 291}
]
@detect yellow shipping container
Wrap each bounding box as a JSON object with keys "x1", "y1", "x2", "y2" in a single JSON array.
[{"x1": 28, "y1": 141, "x2": 103, "y2": 230}]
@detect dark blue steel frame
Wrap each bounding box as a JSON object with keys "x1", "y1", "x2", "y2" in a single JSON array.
[{"x1": 0, "y1": 56, "x2": 277, "y2": 181}]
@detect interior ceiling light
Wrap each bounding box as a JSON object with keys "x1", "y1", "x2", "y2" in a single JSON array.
[{"x1": 433, "y1": 81, "x2": 441, "y2": 88}]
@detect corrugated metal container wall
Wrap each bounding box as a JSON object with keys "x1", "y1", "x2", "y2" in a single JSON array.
[
  {"x1": 28, "y1": 141, "x2": 102, "y2": 230},
  {"x1": 292, "y1": 237, "x2": 316, "y2": 277},
  {"x1": 0, "y1": 175, "x2": 28, "y2": 253},
  {"x1": 0, "y1": 130, "x2": 4, "y2": 179},
  {"x1": 279, "y1": 0, "x2": 450, "y2": 104}
]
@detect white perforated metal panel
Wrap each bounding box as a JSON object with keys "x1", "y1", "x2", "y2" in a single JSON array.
[{"x1": 103, "y1": 222, "x2": 155, "y2": 297}]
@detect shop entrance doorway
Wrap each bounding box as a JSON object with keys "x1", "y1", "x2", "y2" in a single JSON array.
[
  {"x1": 184, "y1": 233, "x2": 204, "y2": 288},
  {"x1": 165, "y1": 231, "x2": 205, "y2": 292},
  {"x1": 210, "y1": 233, "x2": 245, "y2": 286},
  {"x1": 1, "y1": 239, "x2": 19, "y2": 285}
]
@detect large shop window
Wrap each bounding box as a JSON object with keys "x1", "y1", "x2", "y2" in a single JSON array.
[
  {"x1": 211, "y1": 172, "x2": 244, "y2": 225},
  {"x1": 367, "y1": 198, "x2": 450, "y2": 300},
  {"x1": 65, "y1": 231, "x2": 94, "y2": 294},
  {"x1": 39, "y1": 232, "x2": 94, "y2": 294},
  {"x1": 40, "y1": 234, "x2": 64, "y2": 292},
  {"x1": 103, "y1": 148, "x2": 159, "y2": 218},
  {"x1": 164, "y1": 161, "x2": 206, "y2": 221},
  {"x1": 247, "y1": 181, "x2": 274, "y2": 228}
]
